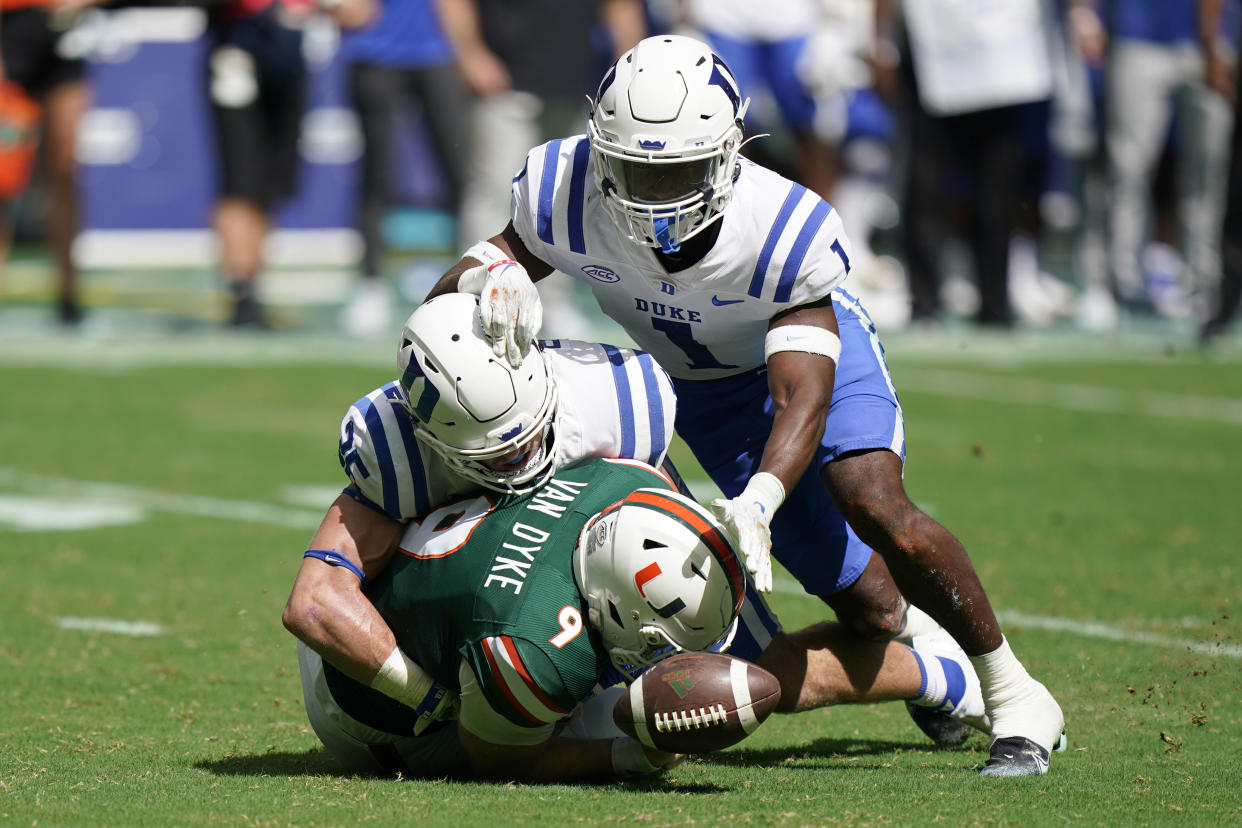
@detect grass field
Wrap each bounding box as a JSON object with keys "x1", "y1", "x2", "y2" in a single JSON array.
[{"x1": 2, "y1": 315, "x2": 1241, "y2": 826}]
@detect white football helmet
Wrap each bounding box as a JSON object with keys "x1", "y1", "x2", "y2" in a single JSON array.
[
  {"x1": 588, "y1": 34, "x2": 749, "y2": 254},
  {"x1": 397, "y1": 293, "x2": 558, "y2": 495},
  {"x1": 573, "y1": 487, "x2": 745, "y2": 681}
]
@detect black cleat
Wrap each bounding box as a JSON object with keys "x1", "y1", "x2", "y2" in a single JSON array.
[
  {"x1": 905, "y1": 701, "x2": 974, "y2": 746},
  {"x1": 229, "y1": 295, "x2": 270, "y2": 329},
  {"x1": 979, "y1": 735, "x2": 1062, "y2": 777}
]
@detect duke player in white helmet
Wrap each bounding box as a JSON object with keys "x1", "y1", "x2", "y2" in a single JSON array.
[
  {"x1": 424, "y1": 34, "x2": 1065, "y2": 777},
  {"x1": 285, "y1": 292, "x2": 989, "y2": 758}
]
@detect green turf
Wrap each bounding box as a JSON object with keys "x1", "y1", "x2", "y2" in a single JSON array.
[{"x1": 2, "y1": 335, "x2": 1240, "y2": 827}]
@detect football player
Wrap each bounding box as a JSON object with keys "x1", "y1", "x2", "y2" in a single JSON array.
[
  {"x1": 423, "y1": 34, "x2": 1065, "y2": 777},
  {"x1": 285, "y1": 294, "x2": 987, "y2": 775},
  {"x1": 296, "y1": 456, "x2": 985, "y2": 782}
]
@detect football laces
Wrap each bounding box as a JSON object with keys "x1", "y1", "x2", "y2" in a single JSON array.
[{"x1": 653, "y1": 704, "x2": 729, "y2": 732}]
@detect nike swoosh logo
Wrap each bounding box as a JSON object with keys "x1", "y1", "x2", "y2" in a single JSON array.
[{"x1": 712, "y1": 296, "x2": 743, "y2": 306}]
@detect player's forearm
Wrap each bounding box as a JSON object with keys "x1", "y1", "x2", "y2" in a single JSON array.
[
  {"x1": 463, "y1": 734, "x2": 664, "y2": 784},
  {"x1": 758, "y1": 355, "x2": 834, "y2": 495},
  {"x1": 425, "y1": 256, "x2": 483, "y2": 301},
  {"x1": 282, "y1": 567, "x2": 397, "y2": 685}
]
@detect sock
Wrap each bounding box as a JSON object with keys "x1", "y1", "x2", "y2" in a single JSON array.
[
  {"x1": 895, "y1": 603, "x2": 943, "y2": 644},
  {"x1": 969, "y1": 636, "x2": 1028, "y2": 701},
  {"x1": 908, "y1": 648, "x2": 967, "y2": 712},
  {"x1": 228, "y1": 278, "x2": 255, "y2": 303}
]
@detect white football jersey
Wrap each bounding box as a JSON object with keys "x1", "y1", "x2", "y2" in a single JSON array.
[
  {"x1": 338, "y1": 340, "x2": 677, "y2": 522},
  {"x1": 510, "y1": 136, "x2": 853, "y2": 380}
]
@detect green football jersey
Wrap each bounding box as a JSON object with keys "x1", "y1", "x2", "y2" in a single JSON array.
[{"x1": 323, "y1": 457, "x2": 674, "y2": 735}]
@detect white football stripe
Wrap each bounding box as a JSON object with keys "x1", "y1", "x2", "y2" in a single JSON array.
[
  {"x1": 730, "y1": 658, "x2": 759, "y2": 734},
  {"x1": 629, "y1": 674, "x2": 654, "y2": 748}
]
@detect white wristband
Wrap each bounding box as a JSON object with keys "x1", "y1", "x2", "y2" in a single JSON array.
[
  {"x1": 764, "y1": 325, "x2": 842, "y2": 365},
  {"x1": 462, "y1": 239, "x2": 510, "y2": 267},
  {"x1": 741, "y1": 471, "x2": 786, "y2": 517},
  {"x1": 370, "y1": 647, "x2": 435, "y2": 709},
  {"x1": 611, "y1": 736, "x2": 663, "y2": 778}
]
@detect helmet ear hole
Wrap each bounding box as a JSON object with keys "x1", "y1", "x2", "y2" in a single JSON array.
[{"x1": 607, "y1": 600, "x2": 624, "y2": 628}]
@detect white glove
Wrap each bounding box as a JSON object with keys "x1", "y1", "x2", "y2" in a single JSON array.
[
  {"x1": 457, "y1": 259, "x2": 543, "y2": 368},
  {"x1": 709, "y1": 472, "x2": 786, "y2": 593}
]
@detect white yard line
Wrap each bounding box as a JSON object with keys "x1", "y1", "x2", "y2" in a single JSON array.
[
  {"x1": 54, "y1": 617, "x2": 166, "y2": 637},
  {"x1": 0, "y1": 467, "x2": 323, "y2": 531},
  {"x1": 897, "y1": 369, "x2": 1242, "y2": 426},
  {"x1": 769, "y1": 579, "x2": 1242, "y2": 658}
]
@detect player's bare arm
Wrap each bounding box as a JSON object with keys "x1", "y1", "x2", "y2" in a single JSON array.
[
  {"x1": 426, "y1": 222, "x2": 553, "y2": 300},
  {"x1": 457, "y1": 728, "x2": 678, "y2": 784},
  {"x1": 282, "y1": 494, "x2": 405, "y2": 684},
  {"x1": 758, "y1": 299, "x2": 840, "y2": 493}
]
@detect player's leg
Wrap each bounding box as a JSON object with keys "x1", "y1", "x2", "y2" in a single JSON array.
[
  {"x1": 341, "y1": 63, "x2": 403, "y2": 337},
  {"x1": 207, "y1": 29, "x2": 273, "y2": 327},
  {"x1": 727, "y1": 582, "x2": 986, "y2": 732},
  {"x1": 39, "y1": 76, "x2": 89, "y2": 325},
  {"x1": 818, "y1": 293, "x2": 1065, "y2": 774},
  {"x1": 671, "y1": 318, "x2": 974, "y2": 745},
  {"x1": 1106, "y1": 39, "x2": 1177, "y2": 308}
]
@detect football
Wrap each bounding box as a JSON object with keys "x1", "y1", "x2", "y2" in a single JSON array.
[{"x1": 613, "y1": 652, "x2": 781, "y2": 754}]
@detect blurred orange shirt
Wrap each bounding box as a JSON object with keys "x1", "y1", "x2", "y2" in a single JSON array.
[{"x1": 0, "y1": 0, "x2": 52, "y2": 10}]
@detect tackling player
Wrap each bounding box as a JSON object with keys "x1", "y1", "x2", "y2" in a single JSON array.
[
  {"x1": 296, "y1": 457, "x2": 985, "y2": 782},
  {"x1": 285, "y1": 292, "x2": 678, "y2": 724},
  {"x1": 424, "y1": 34, "x2": 1065, "y2": 777}
]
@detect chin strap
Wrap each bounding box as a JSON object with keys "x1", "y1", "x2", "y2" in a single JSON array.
[{"x1": 653, "y1": 217, "x2": 681, "y2": 253}]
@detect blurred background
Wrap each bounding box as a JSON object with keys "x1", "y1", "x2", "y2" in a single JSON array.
[{"x1": 2, "y1": 0, "x2": 1241, "y2": 352}]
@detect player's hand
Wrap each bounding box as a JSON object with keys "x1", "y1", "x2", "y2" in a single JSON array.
[
  {"x1": 641, "y1": 744, "x2": 684, "y2": 772},
  {"x1": 710, "y1": 495, "x2": 774, "y2": 593},
  {"x1": 458, "y1": 259, "x2": 542, "y2": 368},
  {"x1": 411, "y1": 682, "x2": 460, "y2": 736}
]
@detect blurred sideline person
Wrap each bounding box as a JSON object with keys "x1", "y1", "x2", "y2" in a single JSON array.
[
  {"x1": 426, "y1": 34, "x2": 1064, "y2": 777},
  {"x1": 1103, "y1": 0, "x2": 1236, "y2": 321},
  {"x1": 0, "y1": 0, "x2": 95, "y2": 326},
  {"x1": 874, "y1": 0, "x2": 1055, "y2": 327},
  {"x1": 284, "y1": 294, "x2": 989, "y2": 773},
  {"x1": 205, "y1": 0, "x2": 373, "y2": 328},
  {"x1": 338, "y1": 0, "x2": 471, "y2": 338},
  {"x1": 296, "y1": 457, "x2": 983, "y2": 781},
  {"x1": 677, "y1": 0, "x2": 841, "y2": 203},
  {"x1": 1202, "y1": 0, "x2": 1242, "y2": 342},
  {"x1": 442, "y1": 0, "x2": 645, "y2": 339}
]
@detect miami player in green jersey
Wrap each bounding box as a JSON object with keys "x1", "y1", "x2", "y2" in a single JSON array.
[
  {"x1": 297, "y1": 456, "x2": 989, "y2": 782},
  {"x1": 298, "y1": 456, "x2": 742, "y2": 781}
]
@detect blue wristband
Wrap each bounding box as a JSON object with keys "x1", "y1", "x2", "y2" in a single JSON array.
[{"x1": 304, "y1": 549, "x2": 367, "y2": 586}]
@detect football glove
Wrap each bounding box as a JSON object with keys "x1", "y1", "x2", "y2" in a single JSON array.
[
  {"x1": 411, "y1": 681, "x2": 461, "y2": 736},
  {"x1": 709, "y1": 472, "x2": 786, "y2": 593},
  {"x1": 458, "y1": 259, "x2": 542, "y2": 368}
]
